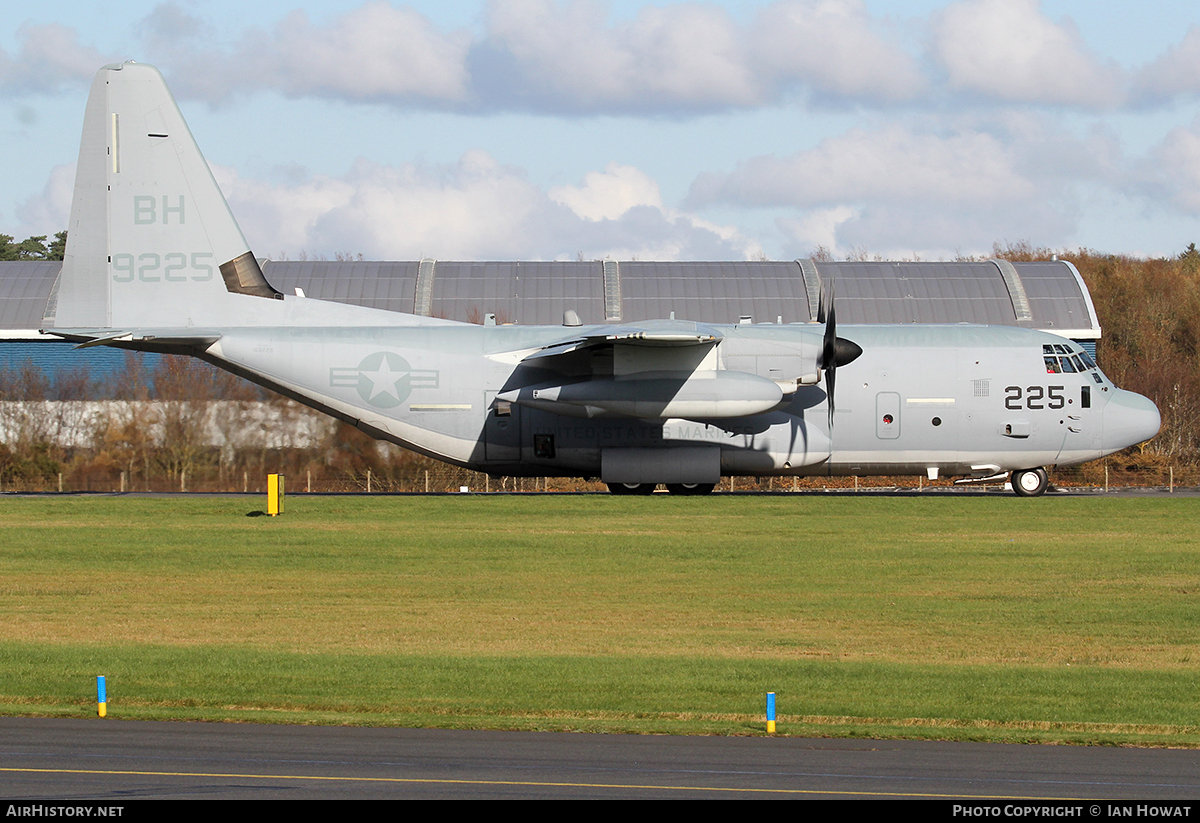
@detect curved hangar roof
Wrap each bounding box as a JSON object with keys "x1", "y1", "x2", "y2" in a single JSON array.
[
  {"x1": 0, "y1": 258, "x2": 1099, "y2": 339},
  {"x1": 258, "y1": 258, "x2": 1100, "y2": 337}
]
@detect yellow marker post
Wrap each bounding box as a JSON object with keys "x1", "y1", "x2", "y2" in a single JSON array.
[
  {"x1": 268, "y1": 474, "x2": 285, "y2": 516},
  {"x1": 97, "y1": 675, "x2": 107, "y2": 718},
  {"x1": 766, "y1": 692, "x2": 776, "y2": 734}
]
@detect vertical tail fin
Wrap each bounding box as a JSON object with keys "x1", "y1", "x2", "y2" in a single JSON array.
[{"x1": 53, "y1": 62, "x2": 278, "y2": 331}]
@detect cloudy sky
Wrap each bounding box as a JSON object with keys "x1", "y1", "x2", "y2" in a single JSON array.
[{"x1": 4, "y1": 0, "x2": 1200, "y2": 262}]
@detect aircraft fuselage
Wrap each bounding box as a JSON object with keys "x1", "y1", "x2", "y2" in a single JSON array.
[{"x1": 198, "y1": 316, "x2": 1157, "y2": 483}]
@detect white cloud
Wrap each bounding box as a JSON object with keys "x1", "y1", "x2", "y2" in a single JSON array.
[
  {"x1": 0, "y1": 1, "x2": 1163, "y2": 117},
  {"x1": 827, "y1": 199, "x2": 1076, "y2": 256},
  {"x1": 217, "y1": 152, "x2": 758, "y2": 261},
  {"x1": 156, "y1": 2, "x2": 473, "y2": 105},
  {"x1": 691, "y1": 124, "x2": 1039, "y2": 207},
  {"x1": 481, "y1": 0, "x2": 763, "y2": 110},
  {"x1": 930, "y1": 0, "x2": 1124, "y2": 108},
  {"x1": 776, "y1": 205, "x2": 858, "y2": 255},
  {"x1": 751, "y1": 0, "x2": 924, "y2": 104},
  {"x1": 128, "y1": 0, "x2": 927, "y2": 112},
  {"x1": 1145, "y1": 122, "x2": 1200, "y2": 213},
  {"x1": 212, "y1": 164, "x2": 357, "y2": 256},
  {"x1": 136, "y1": 3, "x2": 207, "y2": 46},
  {"x1": 549, "y1": 162, "x2": 663, "y2": 221},
  {"x1": 479, "y1": 0, "x2": 925, "y2": 111},
  {"x1": 0, "y1": 24, "x2": 109, "y2": 96},
  {"x1": 1133, "y1": 25, "x2": 1200, "y2": 105},
  {"x1": 0, "y1": 0, "x2": 1130, "y2": 116},
  {"x1": 13, "y1": 163, "x2": 75, "y2": 238},
  {"x1": 307, "y1": 151, "x2": 555, "y2": 259},
  {"x1": 690, "y1": 120, "x2": 1100, "y2": 252}
]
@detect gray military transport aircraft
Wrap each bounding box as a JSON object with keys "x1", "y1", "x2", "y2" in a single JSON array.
[{"x1": 41, "y1": 63, "x2": 1161, "y2": 496}]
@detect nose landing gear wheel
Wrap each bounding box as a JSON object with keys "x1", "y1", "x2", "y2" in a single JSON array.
[
  {"x1": 607, "y1": 482, "x2": 656, "y2": 495},
  {"x1": 665, "y1": 483, "x2": 716, "y2": 495},
  {"x1": 1011, "y1": 467, "x2": 1049, "y2": 497}
]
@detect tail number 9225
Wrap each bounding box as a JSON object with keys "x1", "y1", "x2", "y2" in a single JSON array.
[{"x1": 111, "y1": 252, "x2": 214, "y2": 282}]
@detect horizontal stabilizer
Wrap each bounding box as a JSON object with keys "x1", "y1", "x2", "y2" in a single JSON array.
[
  {"x1": 45, "y1": 327, "x2": 222, "y2": 352},
  {"x1": 71, "y1": 331, "x2": 133, "y2": 348}
]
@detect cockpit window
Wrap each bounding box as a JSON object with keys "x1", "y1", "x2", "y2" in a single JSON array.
[{"x1": 1042, "y1": 344, "x2": 1101, "y2": 377}]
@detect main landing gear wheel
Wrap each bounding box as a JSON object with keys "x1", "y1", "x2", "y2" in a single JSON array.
[
  {"x1": 1011, "y1": 467, "x2": 1049, "y2": 497},
  {"x1": 665, "y1": 483, "x2": 716, "y2": 496},
  {"x1": 607, "y1": 482, "x2": 656, "y2": 495}
]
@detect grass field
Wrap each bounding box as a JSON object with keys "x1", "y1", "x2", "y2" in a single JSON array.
[{"x1": 2, "y1": 493, "x2": 1199, "y2": 744}]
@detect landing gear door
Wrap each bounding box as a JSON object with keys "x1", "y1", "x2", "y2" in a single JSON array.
[{"x1": 484, "y1": 390, "x2": 521, "y2": 461}]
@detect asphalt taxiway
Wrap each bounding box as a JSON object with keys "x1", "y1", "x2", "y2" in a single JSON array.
[{"x1": 2, "y1": 718, "x2": 1199, "y2": 800}]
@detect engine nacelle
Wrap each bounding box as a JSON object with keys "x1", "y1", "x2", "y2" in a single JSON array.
[{"x1": 498, "y1": 371, "x2": 785, "y2": 419}]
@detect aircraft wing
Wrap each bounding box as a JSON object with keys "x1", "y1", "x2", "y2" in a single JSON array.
[
  {"x1": 521, "y1": 321, "x2": 722, "y2": 362},
  {"x1": 501, "y1": 320, "x2": 762, "y2": 418}
]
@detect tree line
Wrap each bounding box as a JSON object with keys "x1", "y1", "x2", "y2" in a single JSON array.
[{"x1": 0, "y1": 232, "x2": 67, "y2": 261}]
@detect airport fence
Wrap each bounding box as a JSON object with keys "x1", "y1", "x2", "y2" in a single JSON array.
[{"x1": 2, "y1": 460, "x2": 1194, "y2": 494}]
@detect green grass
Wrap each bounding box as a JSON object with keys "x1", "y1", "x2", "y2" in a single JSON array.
[{"x1": 2, "y1": 494, "x2": 1199, "y2": 743}]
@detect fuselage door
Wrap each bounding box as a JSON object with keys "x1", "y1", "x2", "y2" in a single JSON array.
[{"x1": 484, "y1": 390, "x2": 521, "y2": 462}]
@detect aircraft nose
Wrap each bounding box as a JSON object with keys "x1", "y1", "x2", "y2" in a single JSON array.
[{"x1": 1102, "y1": 389, "x2": 1161, "y2": 452}]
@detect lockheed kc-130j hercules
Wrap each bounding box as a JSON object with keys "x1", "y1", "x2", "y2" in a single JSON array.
[{"x1": 41, "y1": 63, "x2": 1161, "y2": 495}]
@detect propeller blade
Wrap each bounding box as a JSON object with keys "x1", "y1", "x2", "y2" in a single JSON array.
[
  {"x1": 818, "y1": 280, "x2": 832, "y2": 346},
  {"x1": 820, "y1": 282, "x2": 836, "y2": 427},
  {"x1": 825, "y1": 360, "x2": 837, "y2": 429},
  {"x1": 815, "y1": 280, "x2": 862, "y2": 429}
]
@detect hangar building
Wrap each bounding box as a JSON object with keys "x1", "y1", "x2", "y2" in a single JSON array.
[{"x1": 0, "y1": 257, "x2": 1100, "y2": 378}]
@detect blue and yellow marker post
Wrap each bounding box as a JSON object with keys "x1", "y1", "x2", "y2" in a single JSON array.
[
  {"x1": 766, "y1": 692, "x2": 776, "y2": 734},
  {"x1": 97, "y1": 675, "x2": 107, "y2": 718},
  {"x1": 268, "y1": 474, "x2": 285, "y2": 516}
]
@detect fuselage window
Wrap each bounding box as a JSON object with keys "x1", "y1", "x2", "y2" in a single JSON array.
[
  {"x1": 1045, "y1": 357, "x2": 1061, "y2": 373},
  {"x1": 1060, "y1": 356, "x2": 1077, "y2": 373},
  {"x1": 533, "y1": 433, "x2": 556, "y2": 458}
]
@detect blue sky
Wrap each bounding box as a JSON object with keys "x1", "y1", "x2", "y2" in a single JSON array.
[{"x1": 4, "y1": 0, "x2": 1200, "y2": 261}]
